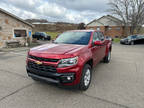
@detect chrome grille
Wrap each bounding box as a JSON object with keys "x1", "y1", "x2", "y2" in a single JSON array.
[{"x1": 28, "y1": 61, "x2": 57, "y2": 73}]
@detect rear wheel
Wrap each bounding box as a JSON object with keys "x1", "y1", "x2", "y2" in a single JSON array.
[
  {"x1": 103, "y1": 51, "x2": 111, "y2": 63},
  {"x1": 79, "y1": 64, "x2": 92, "y2": 91}
]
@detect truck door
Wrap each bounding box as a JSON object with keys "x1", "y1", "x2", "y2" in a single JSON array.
[
  {"x1": 91, "y1": 32, "x2": 102, "y2": 65},
  {"x1": 97, "y1": 32, "x2": 107, "y2": 59}
]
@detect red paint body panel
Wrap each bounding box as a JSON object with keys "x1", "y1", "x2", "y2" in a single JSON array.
[{"x1": 26, "y1": 30, "x2": 112, "y2": 86}]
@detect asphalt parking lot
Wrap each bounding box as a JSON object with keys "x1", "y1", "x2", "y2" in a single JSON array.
[{"x1": 0, "y1": 44, "x2": 144, "y2": 108}]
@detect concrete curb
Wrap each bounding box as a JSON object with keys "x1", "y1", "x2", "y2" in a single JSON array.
[{"x1": 0, "y1": 47, "x2": 30, "y2": 52}]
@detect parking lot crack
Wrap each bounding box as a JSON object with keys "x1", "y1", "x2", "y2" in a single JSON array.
[
  {"x1": 135, "y1": 63, "x2": 138, "y2": 73},
  {"x1": 0, "y1": 83, "x2": 34, "y2": 102},
  {"x1": 82, "y1": 93, "x2": 130, "y2": 108},
  {"x1": 0, "y1": 69, "x2": 28, "y2": 79}
]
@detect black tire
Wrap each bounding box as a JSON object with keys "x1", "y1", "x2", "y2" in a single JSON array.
[
  {"x1": 42, "y1": 37, "x2": 45, "y2": 41},
  {"x1": 47, "y1": 36, "x2": 51, "y2": 41},
  {"x1": 103, "y1": 51, "x2": 111, "y2": 63},
  {"x1": 130, "y1": 41, "x2": 134, "y2": 45},
  {"x1": 79, "y1": 64, "x2": 92, "y2": 91}
]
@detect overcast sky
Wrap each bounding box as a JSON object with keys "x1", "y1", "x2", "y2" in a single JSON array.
[{"x1": 0, "y1": 0, "x2": 109, "y2": 24}]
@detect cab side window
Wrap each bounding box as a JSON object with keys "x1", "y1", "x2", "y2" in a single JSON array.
[
  {"x1": 93, "y1": 32, "x2": 100, "y2": 42},
  {"x1": 98, "y1": 32, "x2": 105, "y2": 41}
]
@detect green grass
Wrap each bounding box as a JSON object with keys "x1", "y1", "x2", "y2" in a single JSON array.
[
  {"x1": 46, "y1": 32, "x2": 60, "y2": 40},
  {"x1": 113, "y1": 38, "x2": 121, "y2": 43},
  {"x1": 140, "y1": 27, "x2": 144, "y2": 34}
]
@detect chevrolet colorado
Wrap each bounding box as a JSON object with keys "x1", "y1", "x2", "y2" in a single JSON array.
[{"x1": 26, "y1": 30, "x2": 112, "y2": 90}]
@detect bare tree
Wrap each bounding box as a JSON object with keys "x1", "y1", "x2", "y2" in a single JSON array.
[
  {"x1": 108, "y1": 0, "x2": 144, "y2": 35},
  {"x1": 77, "y1": 23, "x2": 86, "y2": 30}
]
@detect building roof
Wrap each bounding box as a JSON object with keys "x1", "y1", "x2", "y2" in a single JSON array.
[
  {"x1": 87, "y1": 15, "x2": 123, "y2": 27},
  {"x1": 0, "y1": 8, "x2": 33, "y2": 27},
  {"x1": 32, "y1": 22, "x2": 56, "y2": 25},
  {"x1": 70, "y1": 30, "x2": 96, "y2": 32}
]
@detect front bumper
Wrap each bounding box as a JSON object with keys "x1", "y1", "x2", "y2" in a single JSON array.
[
  {"x1": 120, "y1": 40, "x2": 125, "y2": 44},
  {"x1": 120, "y1": 39, "x2": 130, "y2": 45},
  {"x1": 27, "y1": 66, "x2": 76, "y2": 84}
]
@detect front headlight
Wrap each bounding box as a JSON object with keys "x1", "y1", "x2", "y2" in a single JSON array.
[{"x1": 58, "y1": 56, "x2": 78, "y2": 68}]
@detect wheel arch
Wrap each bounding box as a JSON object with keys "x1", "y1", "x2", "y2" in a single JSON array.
[
  {"x1": 85, "y1": 59, "x2": 93, "y2": 68},
  {"x1": 106, "y1": 43, "x2": 112, "y2": 56}
]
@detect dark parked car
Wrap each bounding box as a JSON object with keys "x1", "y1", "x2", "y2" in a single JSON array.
[
  {"x1": 120, "y1": 35, "x2": 144, "y2": 45},
  {"x1": 32, "y1": 32, "x2": 51, "y2": 40}
]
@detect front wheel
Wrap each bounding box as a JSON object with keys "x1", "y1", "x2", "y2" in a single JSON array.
[
  {"x1": 79, "y1": 64, "x2": 92, "y2": 91},
  {"x1": 103, "y1": 51, "x2": 111, "y2": 63},
  {"x1": 42, "y1": 38, "x2": 45, "y2": 41},
  {"x1": 130, "y1": 41, "x2": 134, "y2": 45}
]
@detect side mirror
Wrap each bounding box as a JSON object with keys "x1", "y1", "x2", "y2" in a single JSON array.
[{"x1": 94, "y1": 41, "x2": 103, "y2": 46}]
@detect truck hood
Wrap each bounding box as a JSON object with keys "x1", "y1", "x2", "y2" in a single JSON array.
[{"x1": 30, "y1": 43, "x2": 86, "y2": 56}]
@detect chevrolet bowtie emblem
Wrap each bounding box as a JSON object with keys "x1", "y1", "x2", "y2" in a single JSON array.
[{"x1": 35, "y1": 61, "x2": 42, "y2": 65}]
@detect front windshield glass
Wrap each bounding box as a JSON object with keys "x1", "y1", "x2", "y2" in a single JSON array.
[
  {"x1": 128, "y1": 36, "x2": 132, "y2": 39},
  {"x1": 127, "y1": 35, "x2": 137, "y2": 39},
  {"x1": 54, "y1": 31, "x2": 92, "y2": 45}
]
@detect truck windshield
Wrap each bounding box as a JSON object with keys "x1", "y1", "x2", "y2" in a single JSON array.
[{"x1": 54, "y1": 31, "x2": 92, "y2": 45}]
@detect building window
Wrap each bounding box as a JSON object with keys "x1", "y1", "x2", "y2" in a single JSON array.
[
  {"x1": 89, "y1": 28, "x2": 94, "y2": 30},
  {"x1": 14, "y1": 29, "x2": 27, "y2": 37},
  {"x1": 116, "y1": 27, "x2": 121, "y2": 30},
  {"x1": 108, "y1": 27, "x2": 112, "y2": 30},
  {"x1": 96, "y1": 27, "x2": 100, "y2": 31}
]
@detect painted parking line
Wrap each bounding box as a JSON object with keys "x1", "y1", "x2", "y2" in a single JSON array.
[
  {"x1": 9, "y1": 52, "x2": 25, "y2": 56},
  {"x1": 0, "y1": 52, "x2": 5, "y2": 54}
]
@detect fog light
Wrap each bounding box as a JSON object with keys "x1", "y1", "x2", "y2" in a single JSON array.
[
  {"x1": 61, "y1": 73, "x2": 75, "y2": 83},
  {"x1": 67, "y1": 76, "x2": 71, "y2": 80}
]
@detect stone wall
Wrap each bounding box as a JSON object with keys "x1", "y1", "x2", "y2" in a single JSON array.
[{"x1": 0, "y1": 11, "x2": 32, "y2": 48}]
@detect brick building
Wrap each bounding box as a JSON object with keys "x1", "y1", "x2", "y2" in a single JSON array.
[
  {"x1": 0, "y1": 8, "x2": 33, "y2": 48},
  {"x1": 86, "y1": 15, "x2": 130, "y2": 38}
]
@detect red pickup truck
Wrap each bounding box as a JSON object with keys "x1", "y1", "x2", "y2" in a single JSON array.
[{"x1": 26, "y1": 30, "x2": 112, "y2": 90}]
